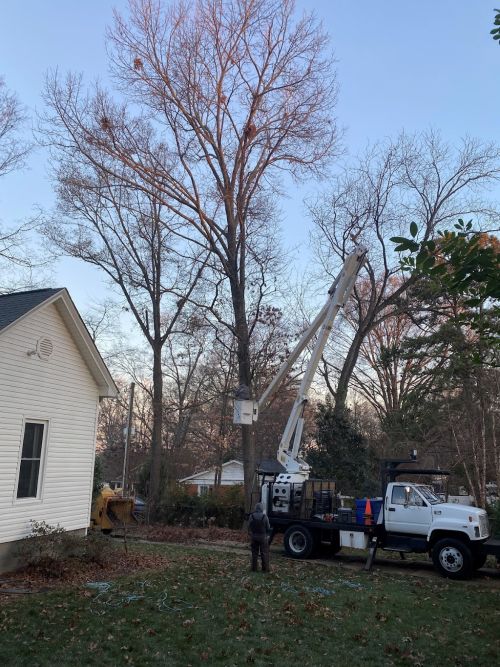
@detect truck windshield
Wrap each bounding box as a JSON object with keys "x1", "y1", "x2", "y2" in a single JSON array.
[{"x1": 416, "y1": 485, "x2": 443, "y2": 505}]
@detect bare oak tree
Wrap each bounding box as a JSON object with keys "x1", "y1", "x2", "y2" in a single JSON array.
[
  {"x1": 45, "y1": 172, "x2": 207, "y2": 511},
  {"x1": 0, "y1": 78, "x2": 29, "y2": 178},
  {"x1": 0, "y1": 77, "x2": 34, "y2": 291},
  {"x1": 42, "y1": 0, "x2": 339, "y2": 506},
  {"x1": 349, "y1": 281, "x2": 438, "y2": 423}
]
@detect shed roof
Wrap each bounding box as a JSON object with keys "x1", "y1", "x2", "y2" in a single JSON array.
[
  {"x1": 0, "y1": 287, "x2": 117, "y2": 398},
  {"x1": 179, "y1": 459, "x2": 243, "y2": 483}
]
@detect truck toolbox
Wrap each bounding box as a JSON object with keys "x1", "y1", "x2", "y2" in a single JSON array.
[{"x1": 340, "y1": 530, "x2": 369, "y2": 549}]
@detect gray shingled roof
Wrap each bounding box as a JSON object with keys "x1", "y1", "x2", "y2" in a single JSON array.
[{"x1": 0, "y1": 288, "x2": 64, "y2": 332}]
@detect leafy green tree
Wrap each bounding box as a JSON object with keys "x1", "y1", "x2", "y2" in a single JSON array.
[
  {"x1": 391, "y1": 220, "x2": 500, "y2": 355},
  {"x1": 398, "y1": 336, "x2": 498, "y2": 507},
  {"x1": 491, "y1": 9, "x2": 500, "y2": 44},
  {"x1": 373, "y1": 218, "x2": 499, "y2": 503},
  {"x1": 307, "y1": 401, "x2": 377, "y2": 496},
  {"x1": 392, "y1": 220, "x2": 499, "y2": 300}
]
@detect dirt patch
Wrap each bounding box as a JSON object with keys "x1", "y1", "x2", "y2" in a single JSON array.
[
  {"x1": 124, "y1": 523, "x2": 283, "y2": 546},
  {"x1": 0, "y1": 549, "x2": 171, "y2": 600}
]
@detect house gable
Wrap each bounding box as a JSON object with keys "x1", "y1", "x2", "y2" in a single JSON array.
[{"x1": 0, "y1": 288, "x2": 116, "y2": 398}]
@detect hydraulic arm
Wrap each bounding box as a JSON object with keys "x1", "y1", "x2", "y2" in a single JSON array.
[{"x1": 234, "y1": 246, "x2": 367, "y2": 479}]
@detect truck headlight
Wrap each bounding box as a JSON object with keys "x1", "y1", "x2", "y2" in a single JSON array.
[{"x1": 479, "y1": 514, "x2": 489, "y2": 537}]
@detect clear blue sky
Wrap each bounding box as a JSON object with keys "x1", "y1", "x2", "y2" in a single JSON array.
[{"x1": 0, "y1": 1, "x2": 498, "y2": 312}]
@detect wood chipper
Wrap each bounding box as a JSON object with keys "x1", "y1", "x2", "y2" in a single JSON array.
[{"x1": 90, "y1": 485, "x2": 138, "y2": 534}]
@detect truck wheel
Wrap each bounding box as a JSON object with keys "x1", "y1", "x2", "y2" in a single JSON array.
[
  {"x1": 472, "y1": 551, "x2": 487, "y2": 571},
  {"x1": 432, "y1": 538, "x2": 473, "y2": 579},
  {"x1": 284, "y1": 525, "x2": 315, "y2": 559}
]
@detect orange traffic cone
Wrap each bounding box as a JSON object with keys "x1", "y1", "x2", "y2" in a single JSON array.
[{"x1": 364, "y1": 498, "x2": 373, "y2": 525}]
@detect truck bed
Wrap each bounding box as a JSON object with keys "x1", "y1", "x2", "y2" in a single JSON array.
[{"x1": 270, "y1": 515, "x2": 378, "y2": 534}]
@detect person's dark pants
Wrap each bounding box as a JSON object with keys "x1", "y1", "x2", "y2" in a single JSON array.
[{"x1": 251, "y1": 534, "x2": 270, "y2": 572}]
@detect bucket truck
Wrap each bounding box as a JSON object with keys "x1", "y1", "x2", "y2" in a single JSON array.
[{"x1": 234, "y1": 247, "x2": 500, "y2": 579}]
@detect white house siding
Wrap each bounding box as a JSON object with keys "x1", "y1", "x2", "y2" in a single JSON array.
[{"x1": 0, "y1": 303, "x2": 100, "y2": 544}]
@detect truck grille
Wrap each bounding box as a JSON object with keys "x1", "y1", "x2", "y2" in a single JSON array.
[{"x1": 479, "y1": 514, "x2": 489, "y2": 538}]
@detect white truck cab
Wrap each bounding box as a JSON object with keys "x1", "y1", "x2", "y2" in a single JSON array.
[{"x1": 384, "y1": 482, "x2": 490, "y2": 543}]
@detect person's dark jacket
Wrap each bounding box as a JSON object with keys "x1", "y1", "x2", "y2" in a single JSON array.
[{"x1": 248, "y1": 502, "x2": 271, "y2": 537}]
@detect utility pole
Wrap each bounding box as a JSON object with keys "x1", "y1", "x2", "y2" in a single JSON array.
[{"x1": 122, "y1": 382, "x2": 135, "y2": 496}]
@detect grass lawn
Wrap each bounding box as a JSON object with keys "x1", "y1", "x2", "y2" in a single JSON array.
[{"x1": 1, "y1": 542, "x2": 499, "y2": 666}]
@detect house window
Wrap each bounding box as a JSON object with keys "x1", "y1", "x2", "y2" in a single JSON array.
[
  {"x1": 199, "y1": 485, "x2": 213, "y2": 496},
  {"x1": 17, "y1": 421, "x2": 46, "y2": 499}
]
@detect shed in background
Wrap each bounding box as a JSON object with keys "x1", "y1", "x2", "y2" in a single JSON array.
[{"x1": 179, "y1": 460, "x2": 244, "y2": 496}]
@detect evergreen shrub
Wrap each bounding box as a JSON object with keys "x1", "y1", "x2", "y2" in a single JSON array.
[{"x1": 158, "y1": 483, "x2": 244, "y2": 529}]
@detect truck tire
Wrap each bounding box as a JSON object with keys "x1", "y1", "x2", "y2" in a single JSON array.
[
  {"x1": 432, "y1": 538, "x2": 473, "y2": 579},
  {"x1": 284, "y1": 525, "x2": 315, "y2": 559},
  {"x1": 472, "y1": 551, "x2": 487, "y2": 571}
]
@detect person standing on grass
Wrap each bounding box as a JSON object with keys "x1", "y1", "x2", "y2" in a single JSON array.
[{"x1": 248, "y1": 502, "x2": 271, "y2": 572}]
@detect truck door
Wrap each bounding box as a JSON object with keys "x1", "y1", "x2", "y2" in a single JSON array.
[{"x1": 384, "y1": 485, "x2": 432, "y2": 535}]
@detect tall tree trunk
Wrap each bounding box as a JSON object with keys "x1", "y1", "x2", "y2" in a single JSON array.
[
  {"x1": 492, "y1": 395, "x2": 500, "y2": 502},
  {"x1": 149, "y1": 340, "x2": 163, "y2": 515},
  {"x1": 334, "y1": 325, "x2": 368, "y2": 418},
  {"x1": 231, "y1": 280, "x2": 255, "y2": 511}
]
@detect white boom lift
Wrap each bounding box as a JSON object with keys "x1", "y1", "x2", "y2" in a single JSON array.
[
  {"x1": 234, "y1": 246, "x2": 367, "y2": 484},
  {"x1": 233, "y1": 245, "x2": 499, "y2": 579}
]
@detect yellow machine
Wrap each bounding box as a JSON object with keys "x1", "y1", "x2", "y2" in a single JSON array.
[{"x1": 90, "y1": 486, "x2": 138, "y2": 533}]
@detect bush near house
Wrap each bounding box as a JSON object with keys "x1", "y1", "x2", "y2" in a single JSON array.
[
  {"x1": 16, "y1": 520, "x2": 112, "y2": 576},
  {"x1": 158, "y1": 484, "x2": 245, "y2": 529}
]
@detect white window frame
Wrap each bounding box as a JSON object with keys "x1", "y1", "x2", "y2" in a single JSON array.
[{"x1": 14, "y1": 418, "x2": 49, "y2": 503}]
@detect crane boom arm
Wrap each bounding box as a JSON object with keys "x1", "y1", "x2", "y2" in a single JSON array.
[
  {"x1": 273, "y1": 247, "x2": 367, "y2": 474},
  {"x1": 233, "y1": 246, "x2": 367, "y2": 477}
]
